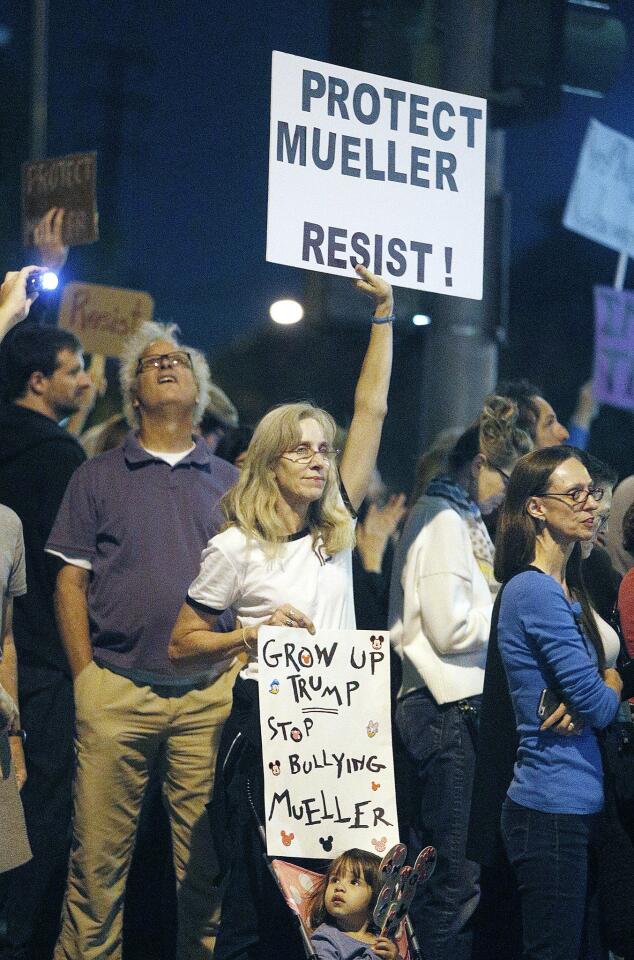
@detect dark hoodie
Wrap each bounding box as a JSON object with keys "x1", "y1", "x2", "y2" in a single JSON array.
[{"x1": 0, "y1": 403, "x2": 85, "y2": 672}]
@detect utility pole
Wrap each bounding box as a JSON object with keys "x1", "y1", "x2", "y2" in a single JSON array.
[
  {"x1": 30, "y1": 0, "x2": 48, "y2": 158},
  {"x1": 416, "y1": 0, "x2": 502, "y2": 444}
]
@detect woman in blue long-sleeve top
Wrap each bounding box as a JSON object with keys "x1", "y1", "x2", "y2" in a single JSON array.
[{"x1": 494, "y1": 446, "x2": 622, "y2": 960}]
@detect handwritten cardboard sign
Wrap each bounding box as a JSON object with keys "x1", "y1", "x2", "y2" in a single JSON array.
[
  {"x1": 59, "y1": 282, "x2": 153, "y2": 357},
  {"x1": 22, "y1": 151, "x2": 98, "y2": 246},
  {"x1": 593, "y1": 285, "x2": 634, "y2": 412},
  {"x1": 564, "y1": 120, "x2": 634, "y2": 258},
  {"x1": 258, "y1": 627, "x2": 399, "y2": 859},
  {"x1": 267, "y1": 52, "x2": 487, "y2": 300}
]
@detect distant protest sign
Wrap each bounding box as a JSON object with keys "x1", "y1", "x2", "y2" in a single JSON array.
[
  {"x1": 564, "y1": 121, "x2": 634, "y2": 259},
  {"x1": 593, "y1": 286, "x2": 634, "y2": 412},
  {"x1": 267, "y1": 52, "x2": 487, "y2": 300},
  {"x1": 59, "y1": 283, "x2": 153, "y2": 357},
  {"x1": 259, "y1": 627, "x2": 399, "y2": 859},
  {"x1": 22, "y1": 151, "x2": 98, "y2": 247}
]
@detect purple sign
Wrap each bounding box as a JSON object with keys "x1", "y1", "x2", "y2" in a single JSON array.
[{"x1": 594, "y1": 285, "x2": 634, "y2": 412}]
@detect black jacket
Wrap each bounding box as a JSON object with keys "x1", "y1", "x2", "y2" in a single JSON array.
[
  {"x1": 466, "y1": 582, "x2": 517, "y2": 867},
  {"x1": 0, "y1": 403, "x2": 85, "y2": 672}
]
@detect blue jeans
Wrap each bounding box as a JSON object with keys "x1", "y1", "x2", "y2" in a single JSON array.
[
  {"x1": 501, "y1": 797, "x2": 597, "y2": 960},
  {"x1": 395, "y1": 689, "x2": 481, "y2": 960}
]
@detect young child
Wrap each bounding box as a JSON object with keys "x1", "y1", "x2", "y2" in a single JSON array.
[{"x1": 307, "y1": 849, "x2": 399, "y2": 960}]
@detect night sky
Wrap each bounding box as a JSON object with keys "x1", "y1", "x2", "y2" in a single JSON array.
[
  {"x1": 506, "y1": 9, "x2": 634, "y2": 260},
  {"x1": 502, "y1": 4, "x2": 634, "y2": 476},
  {"x1": 7, "y1": 2, "x2": 629, "y2": 344},
  {"x1": 2, "y1": 1, "x2": 634, "y2": 480},
  {"x1": 45, "y1": 0, "x2": 331, "y2": 351}
]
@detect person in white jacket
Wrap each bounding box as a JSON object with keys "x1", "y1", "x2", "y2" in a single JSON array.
[{"x1": 388, "y1": 396, "x2": 531, "y2": 960}]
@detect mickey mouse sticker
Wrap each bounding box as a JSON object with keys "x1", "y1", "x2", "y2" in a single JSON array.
[{"x1": 269, "y1": 760, "x2": 281, "y2": 776}]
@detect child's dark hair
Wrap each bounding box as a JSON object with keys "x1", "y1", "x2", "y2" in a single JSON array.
[{"x1": 306, "y1": 848, "x2": 382, "y2": 931}]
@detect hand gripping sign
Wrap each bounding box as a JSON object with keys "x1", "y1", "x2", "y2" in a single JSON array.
[
  {"x1": 267, "y1": 52, "x2": 487, "y2": 300},
  {"x1": 259, "y1": 627, "x2": 399, "y2": 858}
]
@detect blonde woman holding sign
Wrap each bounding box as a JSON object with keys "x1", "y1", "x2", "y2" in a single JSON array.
[{"x1": 169, "y1": 265, "x2": 393, "y2": 960}]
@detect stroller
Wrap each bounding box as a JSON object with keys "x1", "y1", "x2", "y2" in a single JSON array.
[{"x1": 248, "y1": 784, "x2": 436, "y2": 960}]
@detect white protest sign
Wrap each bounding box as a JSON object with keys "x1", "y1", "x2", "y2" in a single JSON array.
[
  {"x1": 564, "y1": 119, "x2": 634, "y2": 258},
  {"x1": 267, "y1": 52, "x2": 487, "y2": 300},
  {"x1": 258, "y1": 627, "x2": 399, "y2": 859}
]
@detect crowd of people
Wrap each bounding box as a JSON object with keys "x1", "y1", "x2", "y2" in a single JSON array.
[{"x1": 0, "y1": 236, "x2": 633, "y2": 960}]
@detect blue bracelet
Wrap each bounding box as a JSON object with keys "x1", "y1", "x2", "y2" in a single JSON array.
[{"x1": 372, "y1": 313, "x2": 395, "y2": 324}]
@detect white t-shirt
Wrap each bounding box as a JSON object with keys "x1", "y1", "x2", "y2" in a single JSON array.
[
  {"x1": 142, "y1": 444, "x2": 196, "y2": 466},
  {"x1": 187, "y1": 525, "x2": 356, "y2": 681},
  {"x1": 595, "y1": 610, "x2": 620, "y2": 669}
]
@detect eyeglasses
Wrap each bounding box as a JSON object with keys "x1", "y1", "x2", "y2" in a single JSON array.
[
  {"x1": 280, "y1": 444, "x2": 340, "y2": 465},
  {"x1": 536, "y1": 486, "x2": 604, "y2": 508},
  {"x1": 135, "y1": 351, "x2": 193, "y2": 375}
]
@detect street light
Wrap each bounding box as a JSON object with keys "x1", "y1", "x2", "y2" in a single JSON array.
[{"x1": 270, "y1": 299, "x2": 304, "y2": 325}]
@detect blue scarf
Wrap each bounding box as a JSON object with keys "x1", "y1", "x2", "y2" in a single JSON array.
[{"x1": 426, "y1": 475, "x2": 498, "y2": 598}]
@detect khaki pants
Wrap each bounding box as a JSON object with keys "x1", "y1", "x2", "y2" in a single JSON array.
[{"x1": 54, "y1": 660, "x2": 239, "y2": 960}]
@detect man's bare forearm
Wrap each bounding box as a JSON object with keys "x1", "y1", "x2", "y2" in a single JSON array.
[
  {"x1": 0, "y1": 633, "x2": 19, "y2": 708},
  {"x1": 0, "y1": 599, "x2": 18, "y2": 707},
  {"x1": 54, "y1": 566, "x2": 93, "y2": 679}
]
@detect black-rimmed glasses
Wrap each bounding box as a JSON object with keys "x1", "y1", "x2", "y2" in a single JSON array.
[
  {"x1": 536, "y1": 486, "x2": 604, "y2": 509},
  {"x1": 135, "y1": 351, "x2": 193, "y2": 375}
]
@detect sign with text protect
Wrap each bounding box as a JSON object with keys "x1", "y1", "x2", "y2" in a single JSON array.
[
  {"x1": 564, "y1": 120, "x2": 634, "y2": 259},
  {"x1": 22, "y1": 152, "x2": 98, "y2": 247},
  {"x1": 259, "y1": 627, "x2": 399, "y2": 859},
  {"x1": 593, "y1": 286, "x2": 634, "y2": 413},
  {"x1": 267, "y1": 52, "x2": 486, "y2": 300},
  {"x1": 59, "y1": 283, "x2": 153, "y2": 357}
]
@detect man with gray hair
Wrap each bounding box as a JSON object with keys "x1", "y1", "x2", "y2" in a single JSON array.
[{"x1": 45, "y1": 322, "x2": 239, "y2": 960}]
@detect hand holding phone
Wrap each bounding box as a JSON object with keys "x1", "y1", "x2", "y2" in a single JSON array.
[{"x1": 537, "y1": 688, "x2": 583, "y2": 736}]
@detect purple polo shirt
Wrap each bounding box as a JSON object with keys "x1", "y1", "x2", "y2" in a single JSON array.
[{"x1": 46, "y1": 432, "x2": 238, "y2": 685}]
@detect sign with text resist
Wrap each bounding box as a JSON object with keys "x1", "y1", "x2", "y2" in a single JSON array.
[
  {"x1": 258, "y1": 627, "x2": 399, "y2": 858},
  {"x1": 267, "y1": 52, "x2": 486, "y2": 299},
  {"x1": 59, "y1": 283, "x2": 153, "y2": 356},
  {"x1": 593, "y1": 286, "x2": 634, "y2": 412}
]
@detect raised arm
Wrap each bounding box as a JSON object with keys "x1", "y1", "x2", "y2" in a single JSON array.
[
  {"x1": 339, "y1": 266, "x2": 394, "y2": 513},
  {"x1": 0, "y1": 267, "x2": 41, "y2": 342}
]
